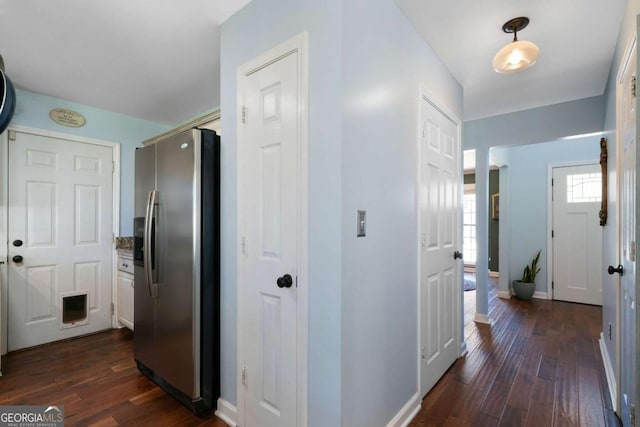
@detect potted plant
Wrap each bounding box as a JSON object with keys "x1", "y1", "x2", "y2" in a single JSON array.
[{"x1": 512, "y1": 250, "x2": 541, "y2": 300}]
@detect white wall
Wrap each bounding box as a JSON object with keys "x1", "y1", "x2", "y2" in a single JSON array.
[
  {"x1": 491, "y1": 136, "x2": 600, "y2": 294},
  {"x1": 601, "y1": 0, "x2": 640, "y2": 398},
  {"x1": 340, "y1": 0, "x2": 462, "y2": 425},
  {"x1": 220, "y1": 1, "x2": 343, "y2": 424}
]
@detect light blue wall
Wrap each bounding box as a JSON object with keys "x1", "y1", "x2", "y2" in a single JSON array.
[
  {"x1": 221, "y1": 1, "x2": 343, "y2": 424},
  {"x1": 9, "y1": 89, "x2": 171, "y2": 235},
  {"x1": 464, "y1": 95, "x2": 607, "y2": 317},
  {"x1": 465, "y1": 96, "x2": 605, "y2": 150},
  {"x1": 341, "y1": 0, "x2": 462, "y2": 425},
  {"x1": 601, "y1": 0, "x2": 640, "y2": 396},
  {"x1": 491, "y1": 136, "x2": 600, "y2": 294}
]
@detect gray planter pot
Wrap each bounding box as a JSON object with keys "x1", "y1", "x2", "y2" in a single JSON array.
[{"x1": 512, "y1": 280, "x2": 536, "y2": 300}]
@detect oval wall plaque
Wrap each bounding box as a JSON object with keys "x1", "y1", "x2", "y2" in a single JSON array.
[{"x1": 49, "y1": 108, "x2": 86, "y2": 127}]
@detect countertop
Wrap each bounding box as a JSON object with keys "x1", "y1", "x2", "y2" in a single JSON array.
[{"x1": 115, "y1": 237, "x2": 133, "y2": 251}]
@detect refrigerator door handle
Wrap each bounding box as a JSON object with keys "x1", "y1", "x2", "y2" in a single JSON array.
[{"x1": 144, "y1": 190, "x2": 157, "y2": 297}]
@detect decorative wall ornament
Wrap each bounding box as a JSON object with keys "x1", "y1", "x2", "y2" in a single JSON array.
[
  {"x1": 50, "y1": 108, "x2": 86, "y2": 127},
  {"x1": 600, "y1": 137, "x2": 608, "y2": 226}
]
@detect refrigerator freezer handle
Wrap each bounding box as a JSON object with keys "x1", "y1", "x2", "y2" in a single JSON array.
[{"x1": 144, "y1": 190, "x2": 157, "y2": 297}]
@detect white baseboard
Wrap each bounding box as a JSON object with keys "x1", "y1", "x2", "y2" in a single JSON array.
[
  {"x1": 473, "y1": 313, "x2": 491, "y2": 325},
  {"x1": 532, "y1": 291, "x2": 550, "y2": 300},
  {"x1": 460, "y1": 340, "x2": 468, "y2": 357},
  {"x1": 215, "y1": 398, "x2": 238, "y2": 427},
  {"x1": 497, "y1": 290, "x2": 511, "y2": 299},
  {"x1": 386, "y1": 392, "x2": 421, "y2": 427},
  {"x1": 599, "y1": 334, "x2": 617, "y2": 412}
]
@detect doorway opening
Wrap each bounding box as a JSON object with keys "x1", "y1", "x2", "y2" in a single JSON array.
[{"x1": 462, "y1": 149, "x2": 500, "y2": 328}]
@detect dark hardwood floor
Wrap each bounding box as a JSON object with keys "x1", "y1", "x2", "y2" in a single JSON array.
[
  {"x1": 410, "y1": 277, "x2": 620, "y2": 427},
  {"x1": 0, "y1": 329, "x2": 227, "y2": 427},
  {"x1": 0, "y1": 278, "x2": 620, "y2": 426}
]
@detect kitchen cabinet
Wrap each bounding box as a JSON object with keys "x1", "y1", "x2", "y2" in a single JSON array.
[{"x1": 117, "y1": 251, "x2": 134, "y2": 330}]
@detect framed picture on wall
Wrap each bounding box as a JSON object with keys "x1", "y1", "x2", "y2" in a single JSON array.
[{"x1": 491, "y1": 193, "x2": 499, "y2": 219}]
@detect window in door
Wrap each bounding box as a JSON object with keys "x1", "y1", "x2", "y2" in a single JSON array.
[{"x1": 566, "y1": 172, "x2": 602, "y2": 203}]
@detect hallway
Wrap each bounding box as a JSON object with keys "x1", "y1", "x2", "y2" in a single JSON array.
[{"x1": 411, "y1": 279, "x2": 618, "y2": 426}]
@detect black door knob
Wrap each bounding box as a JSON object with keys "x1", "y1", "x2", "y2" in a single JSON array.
[
  {"x1": 608, "y1": 264, "x2": 624, "y2": 276},
  {"x1": 277, "y1": 274, "x2": 293, "y2": 288},
  {"x1": 12, "y1": 255, "x2": 23, "y2": 263},
  {"x1": 12, "y1": 239, "x2": 22, "y2": 247},
  {"x1": 454, "y1": 251, "x2": 463, "y2": 260}
]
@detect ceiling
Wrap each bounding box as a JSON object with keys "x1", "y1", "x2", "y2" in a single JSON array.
[
  {"x1": 0, "y1": 1, "x2": 627, "y2": 125},
  {"x1": 396, "y1": 0, "x2": 627, "y2": 121},
  {"x1": 0, "y1": 0, "x2": 251, "y2": 125}
]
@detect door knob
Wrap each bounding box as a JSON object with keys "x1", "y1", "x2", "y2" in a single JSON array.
[
  {"x1": 454, "y1": 251, "x2": 463, "y2": 260},
  {"x1": 276, "y1": 274, "x2": 293, "y2": 288},
  {"x1": 12, "y1": 255, "x2": 23, "y2": 263},
  {"x1": 12, "y1": 239, "x2": 22, "y2": 247},
  {"x1": 608, "y1": 264, "x2": 624, "y2": 276}
]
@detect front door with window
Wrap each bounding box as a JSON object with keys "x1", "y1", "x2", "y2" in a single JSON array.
[{"x1": 552, "y1": 164, "x2": 603, "y2": 305}]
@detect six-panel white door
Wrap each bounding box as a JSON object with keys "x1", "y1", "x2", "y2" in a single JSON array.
[
  {"x1": 8, "y1": 131, "x2": 113, "y2": 351},
  {"x1": 617, "y1": 38, "x2": 636, "y2": 427},
  {"x1": 552, "y1": 164, "x2": 603, "y2": 305},
  {"x1": 240, "y1": 51, "x2": 299, "y2": 427},
  {"x1": 419, "y1": 94, "x2": 461, "y2": 397}
]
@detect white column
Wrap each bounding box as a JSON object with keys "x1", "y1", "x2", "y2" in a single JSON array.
[
  {"x1": 474, "y1": 146, "x2": 490, "y2": 324},
  {"x1": 497, "y1": 165, "x2": 511, "y2": 298}
]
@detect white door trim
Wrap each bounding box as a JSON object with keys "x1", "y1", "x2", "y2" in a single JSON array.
[
  {"x1": 0, "y1": 125, "x2": 121, "y2": 356},
  {"x1": 416, "y1": 84, "x2": 464, "y2": 399},
  {"x1": 546, "y1": 159, "x2": 601, "y2": 302},
  {"x1": 236, "y1": 32, "x2": 309, "y2": 427}
]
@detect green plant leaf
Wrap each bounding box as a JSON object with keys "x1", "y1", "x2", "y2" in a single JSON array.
[{"x1": 521, "y1": 250, "x2": 542, "y2": 283}]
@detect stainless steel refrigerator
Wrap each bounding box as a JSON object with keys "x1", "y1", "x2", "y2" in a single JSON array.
[{"x1": 133, "y1": 128, "x2": 220, "y2": 416}]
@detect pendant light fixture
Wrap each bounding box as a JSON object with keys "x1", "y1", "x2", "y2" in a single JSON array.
[{"x1": 492, "y1": 17, "x2": 539, "y2": 74}]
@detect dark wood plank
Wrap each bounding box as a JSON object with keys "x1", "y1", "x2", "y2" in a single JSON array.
[
  {"x1": 499, "y1": 405, "x2": 526, "y2": 427},
  {"x1": 505, "y1": 336, "x2": 545, "y2": 410},
  {"x1": 537, "y1": 354, "x2": 558, "y2": 381},
  {"x1": 577, "y1": 366, "x2": 605, "y2": 427},
  {"x1": 525, "y1": 377, "x2": 555, "y2": 427}
]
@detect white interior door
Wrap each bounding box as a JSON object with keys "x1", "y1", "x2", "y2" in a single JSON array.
[
  {"x1": 552, "y1": 164, "x2": 603, "y2": 305},
  {"x1": 8, "y1": 131, "x2": 113, "y2": 351},
  {"x1": 617, "y1": 38, "x2": 636, "y2": 426},
  {"x1": 239, "y1": 48, "x2": 301, "y2": 427},
  {"x1": 419, "y1": 93, "x2": 461, "y2": 397}
]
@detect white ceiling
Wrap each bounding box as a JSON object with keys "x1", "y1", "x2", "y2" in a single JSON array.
[
  {"x1": 0, "y1": 1, "x2": 627, "y2": 125},
  {"x1": 0, "y1": 0, "x2": 251, "y2": 125},
  {"x1": 396, "y1": 0, "x2": 627, "y2": 121}
]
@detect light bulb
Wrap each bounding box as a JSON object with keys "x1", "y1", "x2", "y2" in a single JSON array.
[{"x1": 507, "y1": 48, "x2": 523, "y2": 66}]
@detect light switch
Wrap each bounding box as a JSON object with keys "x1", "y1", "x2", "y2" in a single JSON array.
[{"x1": 357, "y1": 210, "x2": 366, "y2": 237}]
